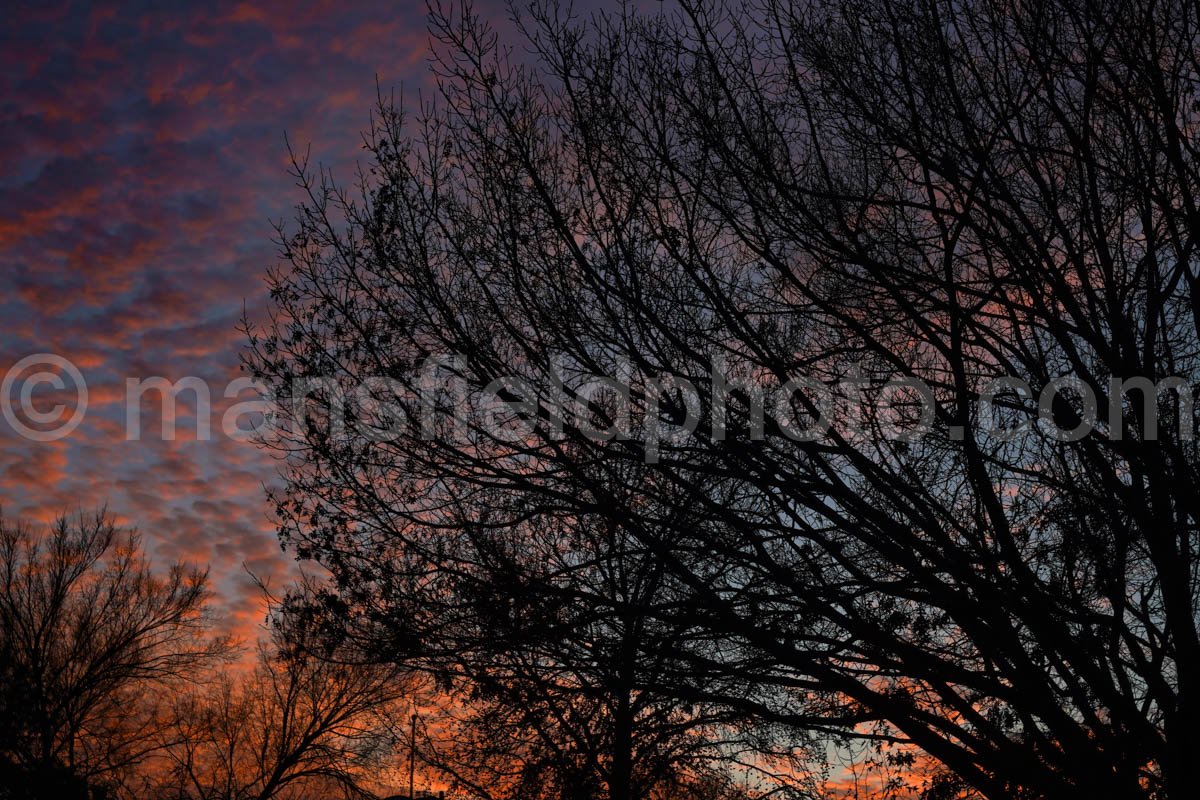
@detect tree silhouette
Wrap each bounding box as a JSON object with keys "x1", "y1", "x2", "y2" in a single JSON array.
[
  {"x1": 0, "y1": 510, "x2": 228, "y2": 799},
  {"x1": 247, "y1": 1, "x2": 1200, "y2": 797},
  {"x1": 152, "y1": 596, "x2": 409, "y2": 800},
  {"x1": 403, "y1": 493, "x2": 813, "y2": 800}
]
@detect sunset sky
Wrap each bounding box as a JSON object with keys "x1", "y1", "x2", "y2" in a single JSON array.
[
  {"x1": 0, "y1": 0, "x2": 527, "y2": 640},
  {"x1": 3, "y1": 4, "x2": 1189, "y2": 800}
]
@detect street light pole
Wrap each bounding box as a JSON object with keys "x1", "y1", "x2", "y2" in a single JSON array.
[{"x1": 409, "y1": 713, "x2": 417, "y2": 800}]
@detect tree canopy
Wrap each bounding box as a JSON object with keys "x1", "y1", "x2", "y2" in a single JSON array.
[{"x1": 247, "y1": 1, "x2": 1200, "y2": 798}]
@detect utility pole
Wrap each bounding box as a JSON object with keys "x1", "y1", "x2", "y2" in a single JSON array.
[{"x1": 409, "y1": 712, "x2": 417, "y2": 800}]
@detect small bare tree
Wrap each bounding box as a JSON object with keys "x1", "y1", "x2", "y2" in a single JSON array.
[
  {"x1": 154, "y1": 596, "x2": 410, "y2": 800},
  {"x1": 0, "y1": 509, "x2": 227, "y2": 799}
]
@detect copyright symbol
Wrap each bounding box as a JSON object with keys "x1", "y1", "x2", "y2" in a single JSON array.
[{"x1": 2, "y1": 354, "x2": 88, "y2": 442}]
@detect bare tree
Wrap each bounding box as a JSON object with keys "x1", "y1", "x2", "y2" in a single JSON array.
[
  {"x1": 0, "y1": 509, "x2": 227, "y2": 799},
  {"x1": 247, "y1": 0, "x2": 1200, "y2": 798},
  {"x1": 153, "y1": 595, "x2": 409, "y2": 800},
  {"x1": 406, "y1": 500, "x2": 807, "y2": 800}
]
